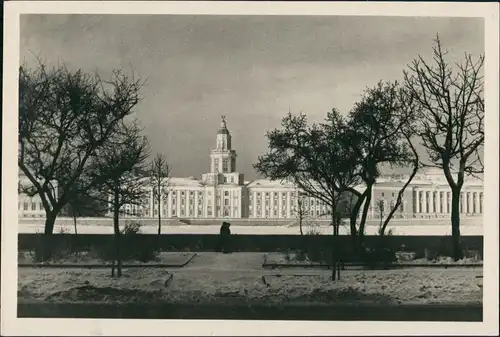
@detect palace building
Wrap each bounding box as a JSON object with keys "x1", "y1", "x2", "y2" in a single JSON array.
[
  {"x1": 18, "y1": 117, "x2": 484, "y2": 221},
  {"x1": 114, "y1": 116, "x2": 484, "y2": 221}
]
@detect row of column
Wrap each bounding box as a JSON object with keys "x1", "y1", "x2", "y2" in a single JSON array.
[
  {"x1": 250, "y1": 191, "x2": 293, "y2": 218},
  {"x1": 414, "y1": 190, "x2": 483, "y2": 214}
]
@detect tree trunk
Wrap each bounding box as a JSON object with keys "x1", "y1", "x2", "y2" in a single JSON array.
[
  {"x1": 72, "y1": 214, "x2": 78, "y2": 235},
  {"x1": 358, "y1": 184, "x2": 373, "y2": 247},
  {"x1": 451, "y1": 187, "x2": 463, "y2": 261},
  {"x1": 157, "y1": 211, "x2": 161, "y2": 235},
  {"x1": 349, "y1": 192, "x2": 365, "y2": 252},
  {"x1": 330, "y1": 206, "x2": 338, "y2": 281},
  {"x1": 42, "y1": 212, "x2": 57, "y2": 261},
  {"x1": 112, "y1": 191, "x2": 122, "y2": 277}
]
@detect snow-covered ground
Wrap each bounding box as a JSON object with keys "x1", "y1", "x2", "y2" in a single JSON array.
[
  {"x1": 18, "y1": 223, "x2": 483, "y2": 236},
  {"x1": 18, "y1": 252, "x2": 483, "y2": 306}
]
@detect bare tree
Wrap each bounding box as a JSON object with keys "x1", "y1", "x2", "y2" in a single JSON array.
[
  {"x1": 149, "y1": 153, "x2": 172, "y2": 236},
  {"x1": 404, "y1": 35, "x2": 484, "y2": 260},
  {"x1": 379, "y1": 134, "x2": 420, "y2": 236},
  {"x1": 89, "y1": 121, "x2": 150, "y2": 277},
  {"x1": 18, "y1": 62, "x2": 143, "y2": 258},
  {"x1": 255, "y1": 110, "x2": 360, "y2": 281},
  {"x1": 296, "y1": 190, "x2": 308, "y2": 236},
  {"x1": 64, "y1": 174, "x2": 108, "y2": 236},
  {"x1": 342, "y1": 81, "x2": 418, "y2": 247}
]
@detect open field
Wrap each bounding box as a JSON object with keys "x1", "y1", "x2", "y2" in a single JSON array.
[{"x1": 19, "y1": 223, "x2": 483, "y2": 236}]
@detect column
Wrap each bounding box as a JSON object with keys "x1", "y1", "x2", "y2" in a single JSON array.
[
  {"x1": 475, "y1": 192, "x2": 480, "y2": 215},
  {"x1": 467, "y1": 192, "x2": 473, "y2": 215},
  {"x1": 194, "y1": 191, "x2": 199, "y2": 218},
  {"x1": 270, "y1": 193, "x2": 275, "y2": 218},
  {"x1": 422, "y1": 190, "x2": 427, "y2": 214},
  {"x1": 149, "y1": 188, "x2": 154, "y2": 217},
  {"x1": 278, "y1": 193, "x2": 283, "y2": 218},
  {"x1": 167, "y1": 192, "x2": 172, "y2": 218},
  {"x1": 415, "y1": 190, "x2": 420, "y2": 214},
  {"x1": 429, "y1": 191, "x2": 434, "y2": 215},
  {"x1": 287, "y1": 192, "x2": 292, "y2": 218}
]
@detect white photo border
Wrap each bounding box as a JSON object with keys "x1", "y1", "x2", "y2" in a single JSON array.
[{"x1": 2, "y1": 1, "x2": 499, "y2": 336}]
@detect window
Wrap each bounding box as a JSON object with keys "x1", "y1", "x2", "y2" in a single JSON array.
[
  {"x1": 224, "y1": 199, "x2": 229, "y2": 206},
  {"x1": 273, "y1": 209, "x2": 277, "y2": 217},
  {"x1": 224, "y1": 191, "x2": 229, "y2": 197},
  {"x1": 311, "y1": 200, "x2": 315, "y2": 206},
  {"x1": 39, "y1": 202, "x2": 43, "y2": 210},
  {"x1": 223, "y1": 159, "x2": 229, "y2": 172},
  {"x1": 181, "y1": 199, "x2": 185, "y2": 205},
  {"x1": 224, "y1": 209, "x2": 229, "y2": 217},
  {"x1": 231, "y1": 177, "x2": 234, "y2": 183},
  {"x1": 181, "y1": 191, "x2": 185, "y2": 196},
  {"x1": 265, "y1": 199, "x2": 269, "y2": 206},
  {"x1": 392, "y1": 192, "x2": 395, "y2": 197},
  {"x1": 180, "y1": 209, "x2": 185, "y2": 216},
  {"x1": 381, "y1": 192, "x2": 385, "y2": 197},
  {"x1": 31, "y1": 202, "x2": 36, "y2": 210},
  {"x1": 23, "y1": 202, "x2": 28, "y2": 211},
  {"x1": 190, "y1": 191, "x2": 194, "y2": 196},
  {"x1": 223, "y1": 177, "x2": 227, "y2": 183},
  {"x1": 265, "y1": 193, "x2": 270, "y2": 199}
]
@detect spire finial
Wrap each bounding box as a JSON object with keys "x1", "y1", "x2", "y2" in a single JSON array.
[{"x1": 221, "y1": 115, "x2": 227, "y2": 128}]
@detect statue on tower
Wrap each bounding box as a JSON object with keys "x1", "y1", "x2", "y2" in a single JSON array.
[{"x1": 221, "y1": 115, "x2": 227, "y2": 128}]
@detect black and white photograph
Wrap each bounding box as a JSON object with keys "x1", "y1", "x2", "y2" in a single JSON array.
[{"x1": 2, "y1": 1, "x2": 499, "y2": 336}]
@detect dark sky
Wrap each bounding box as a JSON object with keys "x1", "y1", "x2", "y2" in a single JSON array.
[{"x1": 20, "y1": 15, "x2": 484, "y2": 179}]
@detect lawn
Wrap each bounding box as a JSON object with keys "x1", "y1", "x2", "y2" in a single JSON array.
[{"x1": 18, "y1": 252, "x2": 483, "y2": 307}]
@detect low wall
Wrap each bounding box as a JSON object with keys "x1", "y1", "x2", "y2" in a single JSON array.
[{"x1": 18, "y1": 234, "x2": 483, "y2": 258}]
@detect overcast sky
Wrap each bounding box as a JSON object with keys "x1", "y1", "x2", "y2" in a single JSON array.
[{"x1": 20, "y1": 15, "x2": 484, "y2": 179}]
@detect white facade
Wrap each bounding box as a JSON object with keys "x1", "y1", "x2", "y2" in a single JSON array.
[
  {"x1": 117, "y1": 117, "x2": 484, "y2": 221},
  {"x1": 18, "y1": 117, "x2": 484, "y2": 221},
  {"x1": 18, "y1": 173, "x2": 58, "y2": 218}
]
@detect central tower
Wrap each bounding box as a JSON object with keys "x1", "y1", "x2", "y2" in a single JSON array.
[
  {"x1": 210, "y1": 116, "x2": 237, "y2": 174},
  {"x1": 202, "y1": 116, "x2": 243, "y2": 186}
]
